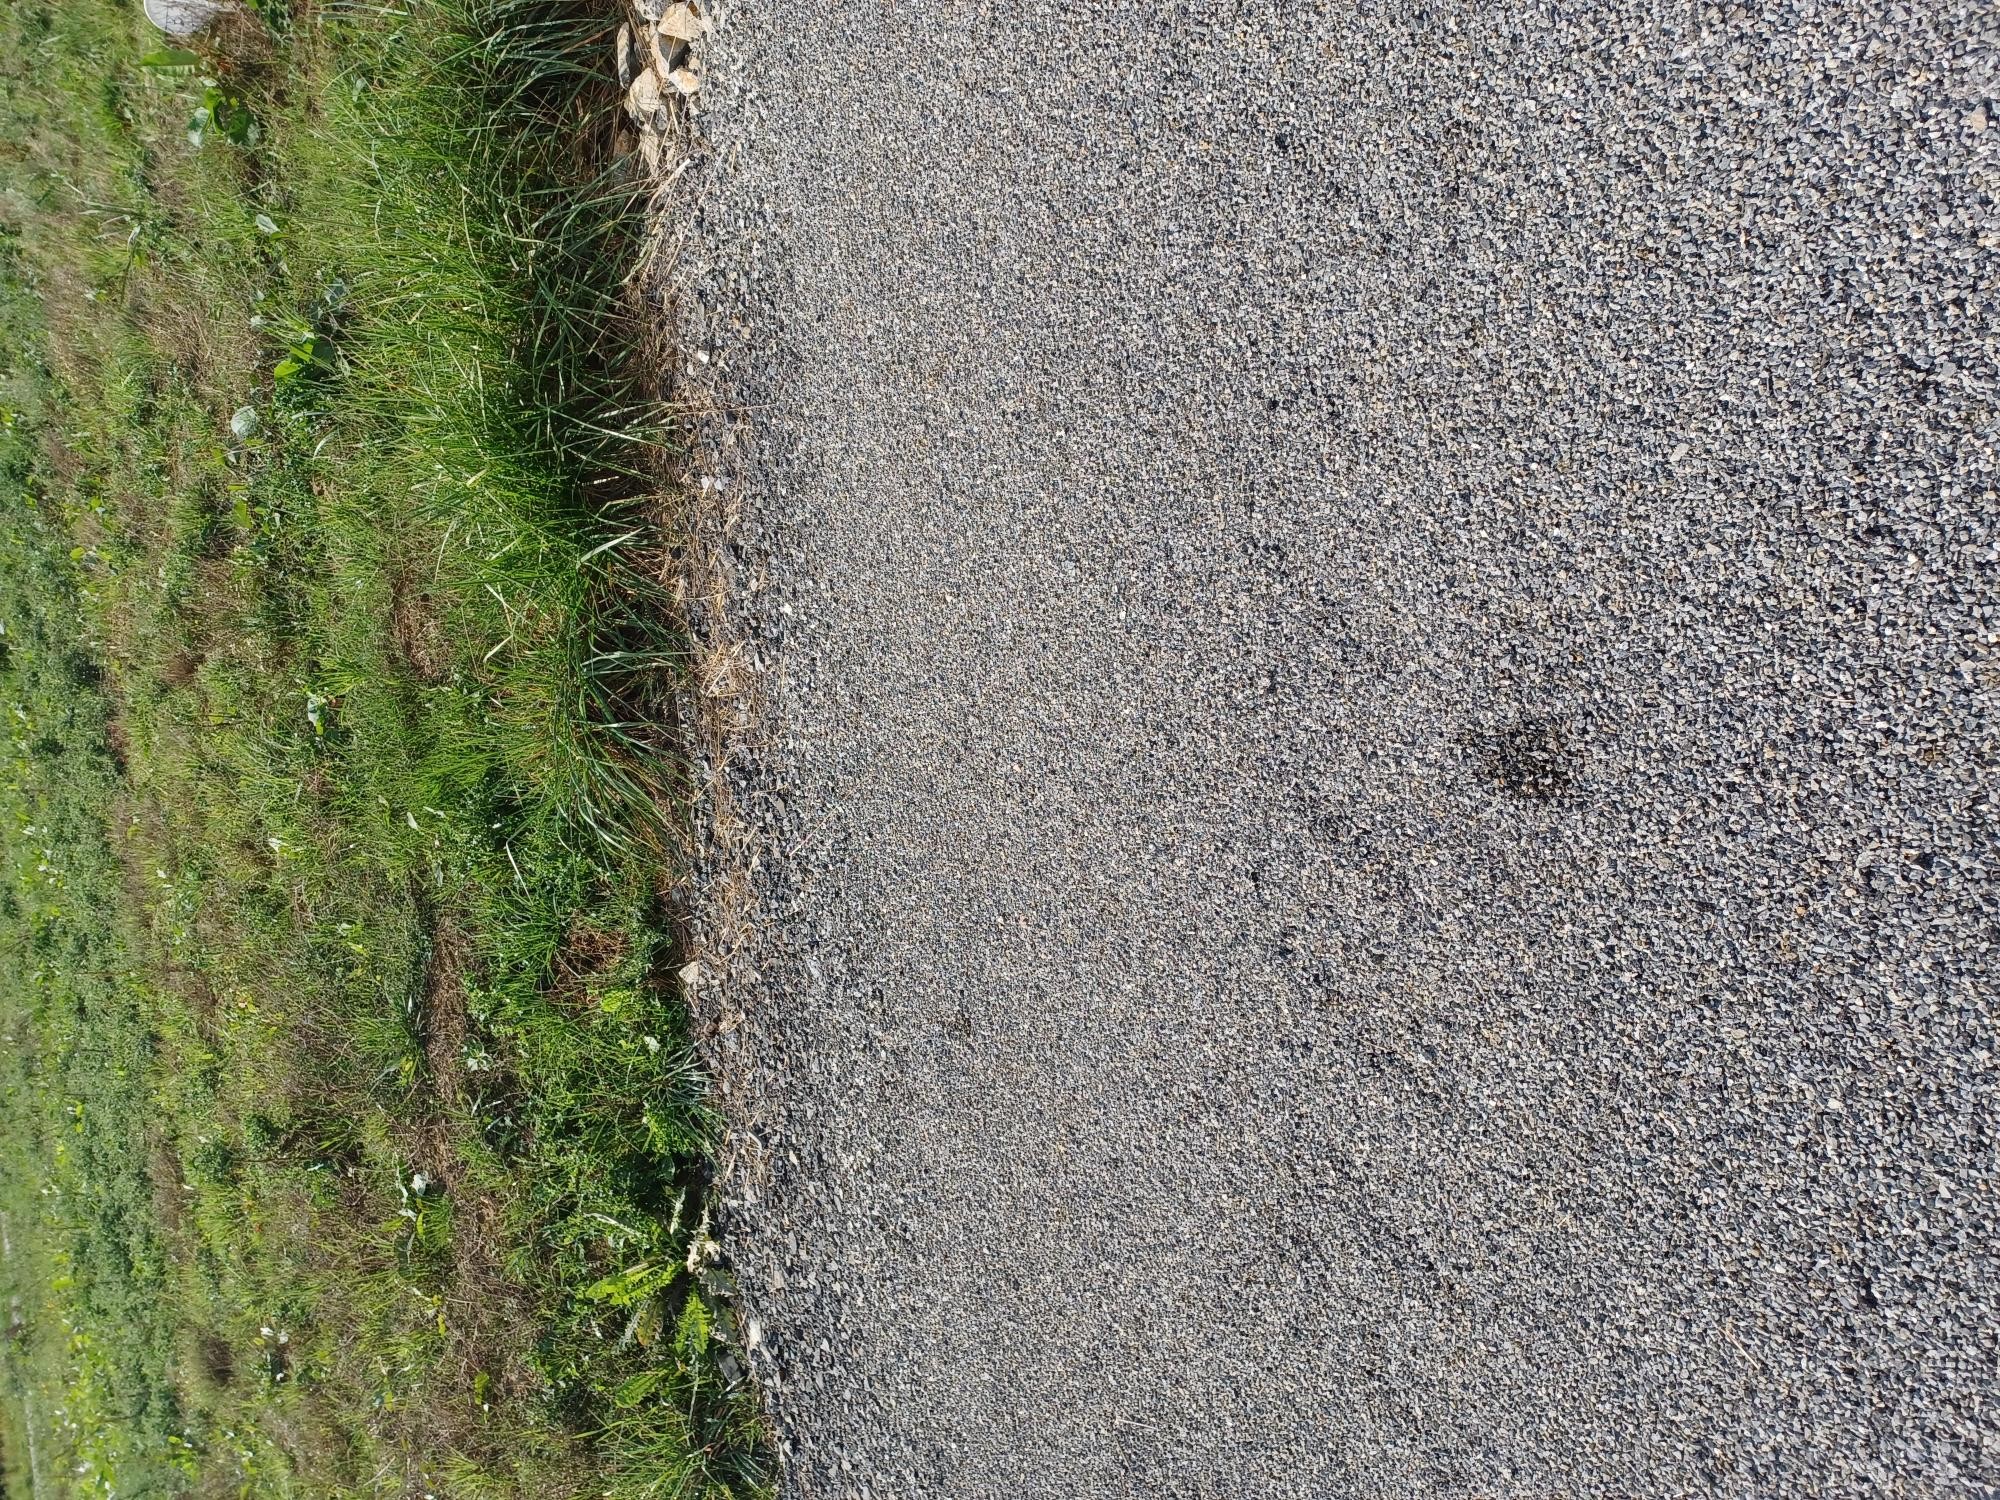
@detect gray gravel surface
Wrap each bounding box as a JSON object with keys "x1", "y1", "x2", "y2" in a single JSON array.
[{"x1": 669, "y1": 2, "x2": 2000, "y2": 1495}]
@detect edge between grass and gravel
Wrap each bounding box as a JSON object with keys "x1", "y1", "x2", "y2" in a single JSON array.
[{"x1": 0, "y1": 0, "x2": 765, "y2": 1494}]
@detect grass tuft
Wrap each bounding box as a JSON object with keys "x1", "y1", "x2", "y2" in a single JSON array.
[{"x1": 0, "y1": 0, "x2": 766, "y2": 1493}]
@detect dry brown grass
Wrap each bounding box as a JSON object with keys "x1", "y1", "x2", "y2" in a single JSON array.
[{"x1": 389, "y1": 564, "x2": 454, "y2": 686}]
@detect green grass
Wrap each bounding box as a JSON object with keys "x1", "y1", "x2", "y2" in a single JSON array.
[{"x1": 0, "y1": 0, "x2": 766, "y2": 1494}]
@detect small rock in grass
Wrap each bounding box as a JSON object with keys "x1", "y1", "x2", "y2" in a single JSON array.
[
  {"x1": 648, "y1": 24, "x2": 679, "y2": 80},
  {"x1": 626, "y1": 68, "x2": 664, "y2": 125},
  {"x1": 667, "y1": 65, "x2": 701, "y2": 97},
  {"x1": 614, "y1": 22, "x2": 638, "y2": 88},
  {"x1": 657, "y1": 2, "x2": 708, "y2": 42}
]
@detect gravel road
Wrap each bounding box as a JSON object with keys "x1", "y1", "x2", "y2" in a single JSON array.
[{"x1": 669, "y1": 3, "x2": 1999, "y2": 1495}]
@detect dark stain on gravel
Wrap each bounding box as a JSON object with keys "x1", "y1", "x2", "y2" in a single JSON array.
[{"x1": 1468, "y1": 716, "x2": 1576, "y2": 802}]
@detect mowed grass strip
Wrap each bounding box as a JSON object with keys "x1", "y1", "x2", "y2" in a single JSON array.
[{"x1": 0, "y1": 0, "x2": 764, "y2": 1494}]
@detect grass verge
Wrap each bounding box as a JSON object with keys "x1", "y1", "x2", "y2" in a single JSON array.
[{"x1": 0, "y1": 0, "x2": 764, "y2": 1493}]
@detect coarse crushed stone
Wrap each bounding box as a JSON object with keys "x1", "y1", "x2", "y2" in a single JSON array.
[{"x1": 666, "y1": 2, "x2": 2000, "y2": 1495}]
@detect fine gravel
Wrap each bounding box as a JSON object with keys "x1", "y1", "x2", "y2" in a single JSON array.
[{"x1": 667, "y1": 2, "x2": 2000, "y2": 1496}]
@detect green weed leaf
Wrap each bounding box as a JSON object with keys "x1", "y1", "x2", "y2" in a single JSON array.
[
  {"x1": 611, "y1": 1368, "x2": 668, "y2": 1408},
  {"x1": 674, "y1": 1292, "x2": 711, "y2": 1362},
  {"x1": 582, "y1": 1260, "x2": 675, "y2": 1307},
  {"x1": 193, "y1": 86, "x2": 257, "y2": 149},
  {"x1": 633, "y1": 1294, "x2": 664, "y2": 1348}
]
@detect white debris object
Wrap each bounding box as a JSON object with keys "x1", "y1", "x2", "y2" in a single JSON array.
[{"x1": 143, "y1": 0, "x2": 229, "y2": 36}]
